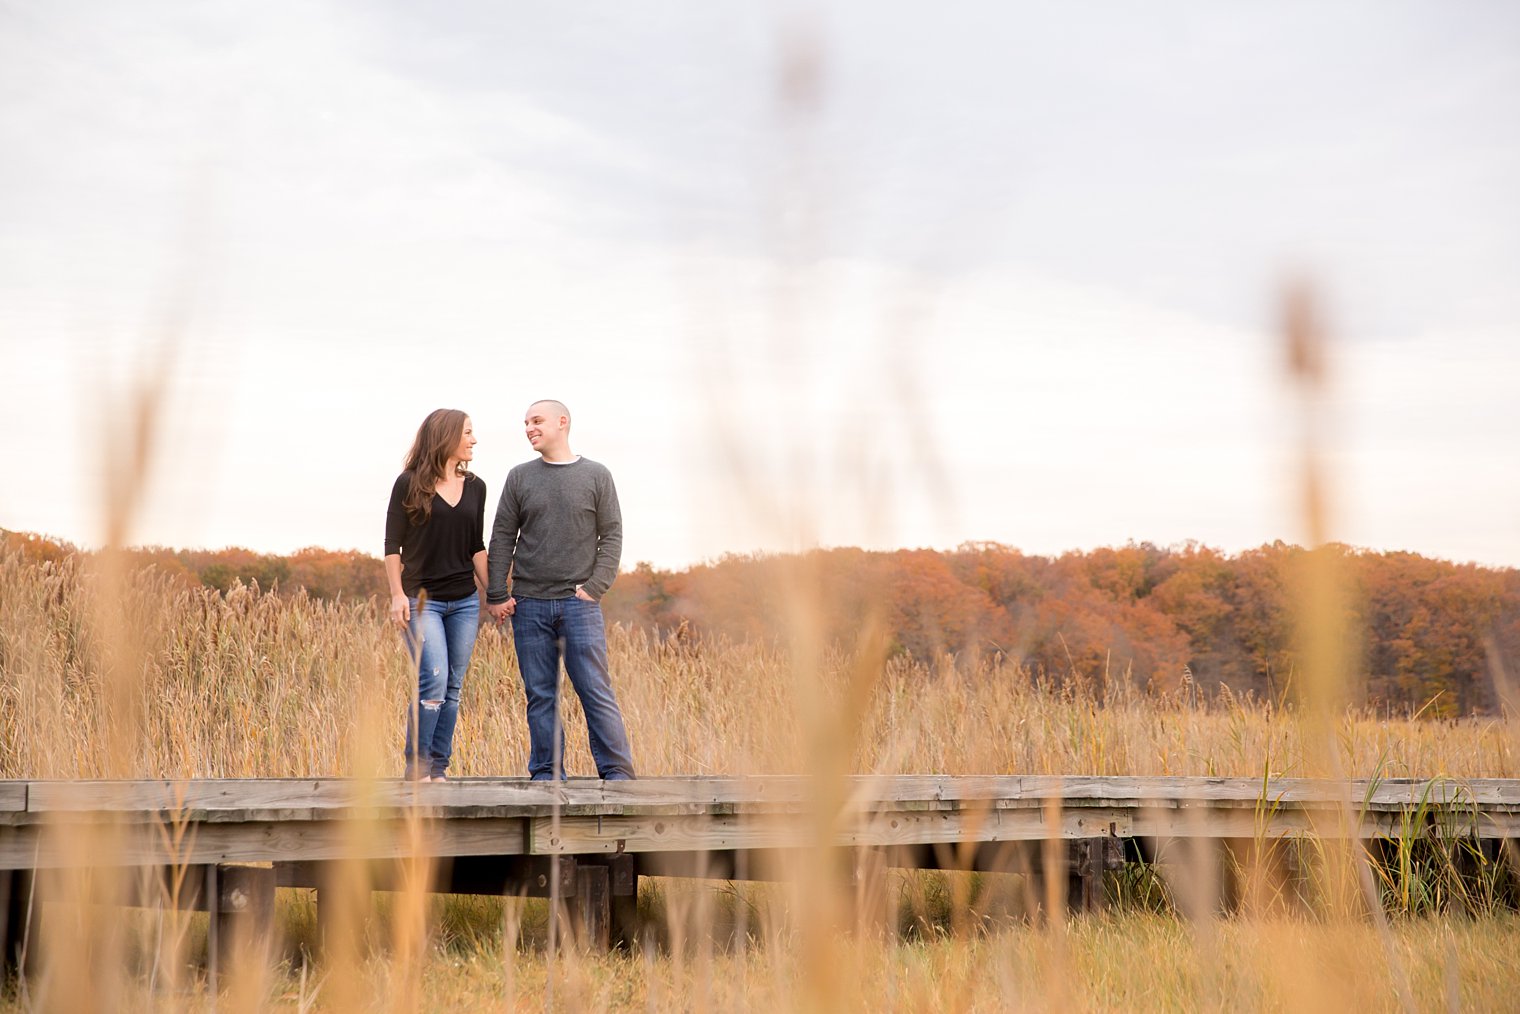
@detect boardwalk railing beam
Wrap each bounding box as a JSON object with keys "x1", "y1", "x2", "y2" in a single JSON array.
[{"x1": 276, "y1": 855, "x2": 578, "y2": 898}]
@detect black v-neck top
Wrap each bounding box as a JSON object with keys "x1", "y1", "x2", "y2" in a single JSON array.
[{"x1": 384, "y1": 470, "x2": 487, "y2": 600}]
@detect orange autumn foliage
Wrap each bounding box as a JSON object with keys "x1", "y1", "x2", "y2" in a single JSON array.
[{"x1": 5, "y1": 528, "x2": 1517, "y2": 714}]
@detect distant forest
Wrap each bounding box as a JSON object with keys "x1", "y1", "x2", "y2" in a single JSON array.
[{"x1": 6, "y1": 529, "x2": 1517, "y2": 715}]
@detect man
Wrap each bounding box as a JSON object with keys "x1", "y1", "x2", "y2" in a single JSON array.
[{"x1": 486, "y1": 400, "x2": 636, "y2": 781}]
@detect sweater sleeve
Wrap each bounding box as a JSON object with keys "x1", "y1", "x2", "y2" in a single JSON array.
[
  {"x1": 584, "y1": 467, "x2": 623, "y2": 600},
  {"x1": 486, "y1": 471, "x2": 520, "y2": 603},
  {"x1": 383, "y1": 473, "x2": 410, "y2": 556}
]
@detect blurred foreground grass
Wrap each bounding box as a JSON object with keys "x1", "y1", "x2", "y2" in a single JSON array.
[
  {"x1": 371, "y1": 910, "x2": 1520, "y2": 1013},
  {"x1": 5, "y1": 890, "x2": 1518, "y2": 1012}
]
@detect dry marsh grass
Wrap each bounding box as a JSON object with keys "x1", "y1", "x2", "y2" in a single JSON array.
[
  {"x1": 7, "y1": 900, "x2": 1519, "y2": 1012},
  {"x1": 353, "y1": 913, "x2": 1520, "y2": 1013},
  {"x1": 5, "y1": 542, "x2": 1520, "y2": 1011},
  {"x1": 3, "y1": 546, "x2": 1514, "y2": 783}
]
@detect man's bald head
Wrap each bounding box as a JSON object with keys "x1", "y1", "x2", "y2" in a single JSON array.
[
  {"x1": 524, "y1": 400, "x2": 575, "y2": 461},
  {"x1": 527, "y1": 399, "x2": 570, "y2": 423}
]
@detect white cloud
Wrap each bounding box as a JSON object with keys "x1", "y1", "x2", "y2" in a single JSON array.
[{"x1": 1, "y1": 1, "x2": 1516, "y2": 569}]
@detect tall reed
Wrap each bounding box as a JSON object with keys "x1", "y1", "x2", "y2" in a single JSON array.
[{"x1": 3, "y1": 546, "x2": 1513, "y2": 783}]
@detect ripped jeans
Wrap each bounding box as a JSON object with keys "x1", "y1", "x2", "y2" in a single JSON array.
[{"x1": 403, "y1": 592, "x2": 480, "y2": 779}]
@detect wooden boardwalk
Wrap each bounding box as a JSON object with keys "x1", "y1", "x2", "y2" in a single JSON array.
[
  {"x1": 5, "y1": 775, "x2": 1519, "y2": 866},
  {"x1": 4, "y1": 775, "x2": 1519, "y2": 961}
]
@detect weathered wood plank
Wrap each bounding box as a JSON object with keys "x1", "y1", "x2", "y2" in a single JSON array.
[
  {"x1": 16, "y1": 776, "x2": 1520, "y2": 825},
  {"x1": 528, "y1": 796, "x2": 1520, "y2": 855},
  {"x1": 26, "y1": 779, "x2": 343, "y2": 813},
  {"x1": 0, "y1": 817, "x2": 527, "y2": 869},
  {"x1": 0, "y1": 784, "x2": 25, "y2": 814},
  {"x1": 20, "y1": 779, "x2": 618, "y2": 823},
  {"x1": 7, "y1": 776, "x2": 1520, "y2": 870},
  {"x1": 528, "y1": 806, "x2": 1141, "y2": 855}
]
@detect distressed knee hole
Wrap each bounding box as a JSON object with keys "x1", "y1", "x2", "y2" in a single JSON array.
[{"x1": 422, "y1": 699, "x2": 442, "y2": 711}]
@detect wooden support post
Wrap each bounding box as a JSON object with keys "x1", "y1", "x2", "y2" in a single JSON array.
[
  {"x1": 1070, "y1": 840, "x2": 1099, "y2": 913},
  {"x1": 858, "y1": 847, "x2": 897, "y2": 938},
  {"x1": 1217, "y1": 838, "x2": 1252, "y2": 915},
  {"x1": 607, "y1": 853, "x2": 639, "y2": 951},
  {"x1": 2, "y1": 869, "x2": 39, "y2": 980},
  {"x1": 1447, "y1": 836, "x2": 1498, "y2": 914},
  {"x1": 1152, "y1": 836, "x2": 1237, "y2": 919},
  {"x1": 212, "y1": 865, "x2": 275, "y2": 984},
  {"x1": 1065, "y1": 837, "x2": 1124, "y2": 914},
  {"x1": 1223, "y1": 836, "x2": 1309, "y2": 916},
  {"x1": 205, "y1": 865, "x2": 220, "y2": 993},
  {"x1": 570, "y1": 863, "x2": 609, "y2": 952},
  {"x1": 547, "y1": 855, "x2": 577, "y2": 956},
  {"x1": 1282, "y1": 836, "x2": 1310, "y2": 911},
  {"x1": 312, "y1": 861, "x2": 377, "y2": 961},
  {"x1": 1065, "y1": 840, "x2": 1086, "y2": 913},
  {"x1": 1505, "y1": 839, "x2": 1520, "y2": 912},
  {"x1": 313, "y1": 880, "x2": 334, "y2": 959},
  {"x1": 1, "y1": 869, "x2": 17, "y2": 976},
  {"x1": 1021, "y1": 846, "x2": 1057, "y2": 924}
]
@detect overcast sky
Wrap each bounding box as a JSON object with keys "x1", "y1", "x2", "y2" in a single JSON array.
[{"x1": 2, "y1": 1, "x2": 1517, "y2": 569}]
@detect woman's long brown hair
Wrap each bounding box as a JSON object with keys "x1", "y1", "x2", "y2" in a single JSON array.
[{"x1": 401, "y1": 408, "x2": 470, "y2": 525}]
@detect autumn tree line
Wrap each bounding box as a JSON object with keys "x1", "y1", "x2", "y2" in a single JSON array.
[{"x1": 6, "y1": 529, "x2": 1517, "y2": 716}]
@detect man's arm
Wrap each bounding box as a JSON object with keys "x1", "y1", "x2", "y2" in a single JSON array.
[
  {"x1": 486, "y1": 474, "x2": 520, "y2": 605},
  {"x1": 581, "y1": 467, "x2": 623, "y2": 600}
]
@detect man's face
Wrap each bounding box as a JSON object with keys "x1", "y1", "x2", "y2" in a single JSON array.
[{"x1": 524, "y1": 405, "x2": 565, "y2": 452}]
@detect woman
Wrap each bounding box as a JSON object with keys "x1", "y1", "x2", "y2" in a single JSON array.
[{"x1": 384, "y1": 409, "x2": 488, "y2": 781}]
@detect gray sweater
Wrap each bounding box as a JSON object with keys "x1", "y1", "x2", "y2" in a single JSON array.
[{"x1": 486, "y1": 457, "x2": 623, "y2": 602}]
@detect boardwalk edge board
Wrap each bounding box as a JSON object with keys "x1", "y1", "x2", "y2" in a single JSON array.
[
  {"x1": 1, "y1": 775, "x2": 1517, "y2": 871},
  {"x1": 10, "y1": 776, "x2": 1518, "y2": 815}
]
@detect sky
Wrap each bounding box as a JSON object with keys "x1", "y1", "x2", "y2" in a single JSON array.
[{"x1": 1, "y1": 1, "x2": 1517, "y2": 570}]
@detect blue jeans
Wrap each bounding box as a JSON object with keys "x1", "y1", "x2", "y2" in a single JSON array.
[
  {"x1": 403, "y1": 593, "x2": 480, "y2": 778},
  {"x1": 511, "y1": 596, "x2": 635, "y2": 780}
]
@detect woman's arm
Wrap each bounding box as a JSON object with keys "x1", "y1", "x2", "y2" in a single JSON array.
[
  {"x1": 384, "y1": 473, "x2": 412, "y2": 626},
  {"x1": 472, "y1": 550, "x2": 488, "y2": 597},
  {"x1": 384, "y1": 553, "x2": 409, "y2": 626},
  {"x1": 486, "y1": 562, "x2": 516, "y2": 623},
  {"x1": 471, "y1": 476, "x2": 489, "y2": 598}
]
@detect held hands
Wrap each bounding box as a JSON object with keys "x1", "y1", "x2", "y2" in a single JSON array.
[
  {"x1": 389, "y1": 594, "x2": 410, "y2": 627},
  {"x1": 483, "y1": 589, "x2": 590, "y2": 625}
]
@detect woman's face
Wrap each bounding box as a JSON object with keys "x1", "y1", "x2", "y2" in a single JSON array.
[{"x1": 454, "y1": 417, "x2": 477, "y2": 462}]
